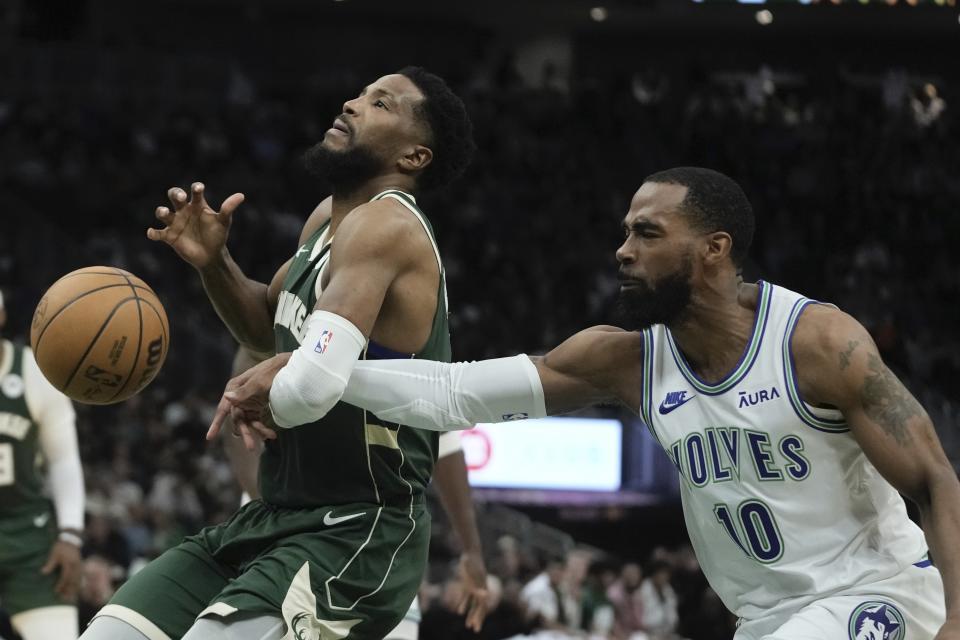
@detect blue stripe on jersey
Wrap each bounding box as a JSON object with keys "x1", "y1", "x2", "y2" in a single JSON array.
[
  {"x1": 665, "y1": 281, "x2": 773, "y2": 395},
  {"x1": 366, "y1": 340, "x2": 413, "y2": 360},
  {"x1": 781, "y1": 298, "x2": 849, "y2": 433}
]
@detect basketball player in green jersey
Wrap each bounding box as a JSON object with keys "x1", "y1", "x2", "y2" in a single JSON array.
[
  {"x1": 0, "y1": 290, "x2": 86, "y2": 640},
  {"x1": 220, "y1": 345, "x2": 490, "y2": 638},
  {"x1": 82, "y1": 67, "x2": 474, "y2": 640}
]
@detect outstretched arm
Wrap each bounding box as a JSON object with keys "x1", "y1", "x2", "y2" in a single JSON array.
[
  {"x1": 340, "y1": 326, "x2": 643, "y2": 430},
  {"x1": 794, "y1": 305, "x2": 960, "y2": 638}
]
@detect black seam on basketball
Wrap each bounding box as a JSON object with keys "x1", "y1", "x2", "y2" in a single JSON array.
[
  {"x1": 106, "y1": 273, "x2": 146, "y2": 402},
  {"x1": 137, "y1": 298, "x2": 169, "y2": 350},
  {"x1": 61, "y1": 296, "x2": 139, "y2": 391},
  {"x1": 34, "y1": 284, "x2": 155, "y2": 360}
]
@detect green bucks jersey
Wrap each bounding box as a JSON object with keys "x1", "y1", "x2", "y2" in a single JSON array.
[
  {"x1": 263, "y1": 190, "x2": 449, "y2": 507},
  {"x1": 0, "y1": 341, "x2": 45, "y2": 517}
]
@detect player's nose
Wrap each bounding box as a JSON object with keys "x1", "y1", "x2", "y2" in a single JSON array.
[
  {"x1": 616, "y1": 240, "x2": 635, "y2": 265},
  {"x1": 342, "y1": 98, "x2": 360, "y2": 116}
]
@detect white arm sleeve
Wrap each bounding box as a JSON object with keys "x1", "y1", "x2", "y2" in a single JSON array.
[
  {"x1": 269, "y1": 310, "x2": 366, "y2": 428},
  {"x1": 341, "y1": 354, "x2": 547, "y2": 432},
  {"x1": 23, "y1": 347, "x2": 85, "y2": 531}
]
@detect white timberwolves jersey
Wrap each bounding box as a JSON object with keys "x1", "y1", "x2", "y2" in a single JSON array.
[{"x1": 640, "y1": 281, "x2": 927, "y2": 620}]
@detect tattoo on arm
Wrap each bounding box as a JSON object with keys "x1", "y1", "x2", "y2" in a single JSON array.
[
  {"x1": 860, "y1": 354, "x2": 924, "y2": 445},
  {"x1": 839, "y1": 340, "x2": 859, "y2": 370}
]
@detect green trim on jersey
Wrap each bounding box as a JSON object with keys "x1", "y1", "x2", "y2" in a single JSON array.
[
  {"x1": 665, "y1": 281, "x2": 773, "y2": 395},
  {"x1": 782, "y1": 299, "x2": 849, "y2": 433}
]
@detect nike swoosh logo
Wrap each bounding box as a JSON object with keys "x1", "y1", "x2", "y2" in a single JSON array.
[
  {"x1": 33, "y1": 513, "x2": 50, "y2": 528},
  {"x1": 323, "y1": 511, "x2": 365, "y2": 527},
  {"x1": 658, "y1": 394, "x2": 696, "y2": 415}
]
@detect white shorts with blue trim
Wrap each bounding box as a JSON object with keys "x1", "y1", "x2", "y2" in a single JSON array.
[{"x1": 735, "y1": 561, "x2": 945, "y2": 640}]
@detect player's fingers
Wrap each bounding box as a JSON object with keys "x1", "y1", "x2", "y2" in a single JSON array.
[
  {"x1": 190, "y1": 182, "x2": 209, "y2": 210},
  {"x1": 155, "y1": 206, "x2": 174, "y2": 225},
  {"x1": 57, "y1": 561, "x2": 79, "y2": 599},
  {"x1": 167, "y1": 187, "x2": 188, "y2": 210},
  {"x1": 146, "y1": 227, "x2": 167, "y2": 242},
  {"x1": 40, "y1": 553, "x2": 57, "y2": 575},
  {"x1": 467, "y1": 595, "x2": 488, "y2": 631},
  {"x1": 207, "y1": 399, "x2": 232, "y2": 440},
  {"x1": 239, "y1": 424, "x2": 259, "y2": 451},
  {"x1": 250, "y1": 420, "x2": 277, "y2": 441},
  {"x1": 218, "y1": 193, "x2": 245, "y2": 225}
]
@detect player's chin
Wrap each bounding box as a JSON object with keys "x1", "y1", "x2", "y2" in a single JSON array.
[{"x1": 322, "y1": 130, "x2": 351, "y2": 148}]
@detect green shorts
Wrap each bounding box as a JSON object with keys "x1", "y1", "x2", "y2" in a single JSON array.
[
  {"x1": 103, "y1": 499, "x2": 430, "y2": 640},
  {"x1": 0, "y1": 506, "x2": 67, "y2": 615}
]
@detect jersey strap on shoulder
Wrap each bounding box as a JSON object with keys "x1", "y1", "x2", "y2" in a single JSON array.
[
  {"x1": 371, "y1": 190, "x2": 444, "y2": 276},
  {"x1": 781, "y1": 298, "x2": 849, "y2": 433}
]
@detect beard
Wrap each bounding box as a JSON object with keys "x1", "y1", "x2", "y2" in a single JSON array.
[
  {"x1": 303, "y1": 140, "x2": 383, "y2": 197},
  {"x1": 615, "y1": 253, "x2": 694, "y2": 331}
]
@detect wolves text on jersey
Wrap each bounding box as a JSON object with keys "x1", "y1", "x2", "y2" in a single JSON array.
[{"x1": 666, "y1": 427, "x2": 810, "y2": 488}]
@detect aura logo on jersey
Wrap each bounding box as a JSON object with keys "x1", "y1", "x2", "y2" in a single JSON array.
[
  {"x1": 848, "y1": 601, "x2": 905, "y2": 640},
  {"x1": 737, "y1": 386, "x2": 780, "y2": 408}
]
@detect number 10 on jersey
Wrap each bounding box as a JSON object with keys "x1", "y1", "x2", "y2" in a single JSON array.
[{"x1": 714, "y1": 500, "x2": 784, "y2": 563}]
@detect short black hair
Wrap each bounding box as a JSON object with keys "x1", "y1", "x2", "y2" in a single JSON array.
[
  {"x1": 397, "y1": 66, "x2": 475, "y2": 192},
  {"x1": 643, "y1": 167, "x2": 755, "y2": 268}
]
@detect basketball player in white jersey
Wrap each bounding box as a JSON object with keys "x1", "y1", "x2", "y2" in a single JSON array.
[
  {"x1": 217, "y1": 167, "x2": 960, "y2": 639},
  {"x1": 0, "y1": 290, "x2": 86, "y2": 640}
]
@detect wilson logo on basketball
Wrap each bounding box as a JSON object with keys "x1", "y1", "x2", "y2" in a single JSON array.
[{"x1": 135, "y1": 337, "x2": 165, "y2": 390}]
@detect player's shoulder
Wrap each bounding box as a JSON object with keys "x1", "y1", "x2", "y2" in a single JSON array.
[
  {"x1": 336, "y1": 197, "x2": 431, "y2": 256},
  {"x1": 549, "y1": 325, "x2": 642, "y2": 369},
  {"x1": 792, "y1": 303, "x2": 872, "y2": 363}
]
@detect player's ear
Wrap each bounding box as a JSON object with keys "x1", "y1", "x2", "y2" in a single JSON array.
[
  {"x1": 398, "y1": 144, "x2": 432, "y2": 174},
  {"x1": 702, "y1": 231, "x2": 733, "y2": 266}
]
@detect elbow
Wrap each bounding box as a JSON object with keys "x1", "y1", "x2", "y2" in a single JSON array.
[
  {"x1": 268, "y1": 360, "x2": 347, "y2": 429},
  {"x1": 906, "y1": 462, "x2": 958, "y2": 514}
]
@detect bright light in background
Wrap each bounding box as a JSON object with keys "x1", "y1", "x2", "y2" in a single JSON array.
[
  {"x1": 590, "y1": 6, "x2": 609, "y2": 22},
  {"x1": 756, "y1": 9, "x2": 774, "y2": 24}
]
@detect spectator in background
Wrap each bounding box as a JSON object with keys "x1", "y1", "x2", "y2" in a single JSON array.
[
  {"x1": 608, "y1": 562, "x2": 645, "y2": 637},
  {"x1": 580, "y1": 561, "x2": 617, "y2": 637},
  {"x1": 521, "y1": 555, "x2": 575, "y2": 633},
  {"x1": 639, "y1": 561, "x2": 679, "y2": 640}
]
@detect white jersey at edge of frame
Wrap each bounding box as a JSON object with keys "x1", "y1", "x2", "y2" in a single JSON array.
[{"x1": 639, "y1": 280, "x2": 928, "y2": 621}]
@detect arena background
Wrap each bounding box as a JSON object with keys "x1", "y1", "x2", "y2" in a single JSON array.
[{"x1": 1, "y1": 0, "x2": 959, "y2": 638}]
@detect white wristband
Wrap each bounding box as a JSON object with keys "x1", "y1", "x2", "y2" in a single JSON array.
[
  {"x1": 58, "y1": 531, "x2": 84, "y2": 547},
  {"x1": 269, "y1": 310, "x2": 366, "y2": 428}
]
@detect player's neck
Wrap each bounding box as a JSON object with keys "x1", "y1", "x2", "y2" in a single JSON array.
[
  {"x1": 328, "y1": 176, "x2": 415, "y2": 234},
  {"x1": 667, "y1": 279, "x2": 757, "y2": 384}
]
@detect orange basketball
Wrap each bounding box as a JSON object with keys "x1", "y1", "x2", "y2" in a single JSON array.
[{"x1": 29, "y1": 266, "x2": 170, "y2": 405}]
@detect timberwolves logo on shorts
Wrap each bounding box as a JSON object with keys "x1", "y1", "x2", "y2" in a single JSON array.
[{"x1": 848, "y1": 601, "x2": 905, "y2": 640}]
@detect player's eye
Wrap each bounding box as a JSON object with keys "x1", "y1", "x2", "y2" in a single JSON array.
[{"x1": 374, "y1": 99, "x2": 388, "y2": 109}]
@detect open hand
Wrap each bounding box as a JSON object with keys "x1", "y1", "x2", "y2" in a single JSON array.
[
  {"x1": 41, "y1": 540, "x2": 82, "y2": 601},
  {"x1": 456, "y1": 550, "x2": 490, "y2": 632},
  {"x1": 148, "y1": 182, "x2": 245, "y2": 269},
  {"x1": 208, "y1": 353, "x2": 292, "y2": 449}
]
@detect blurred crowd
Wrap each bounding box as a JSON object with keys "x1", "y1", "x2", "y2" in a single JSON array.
[
  {"x1": 1, "y1": 31, "x2": 959, "y2": 640},
  {"x1": 416, "y1": 539, "x2": 733, "y2": 640}
]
